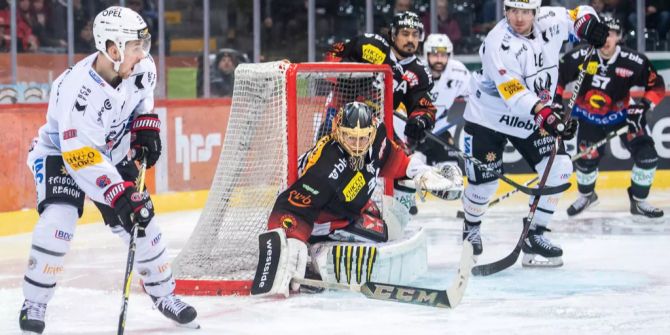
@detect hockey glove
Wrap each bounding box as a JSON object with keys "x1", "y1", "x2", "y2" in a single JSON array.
[
  {"x1": 404, "y1": 114, "x2": 432, "y2": 146},
  {"x1": 535, "y1": 104, "x2": 578, "y2": 140},
  {"x1": 574, "y1": 14, "x2": 608, "y2": 49},
  {"x1": 131, "y1": 114, "x2": 162, "y2": 169},
  {"x1": 626, "y1": 100, "x2": 650, "y2": 139},
  {"x1": 105, "y1": 182, "x2": 154, "y2": 238}
]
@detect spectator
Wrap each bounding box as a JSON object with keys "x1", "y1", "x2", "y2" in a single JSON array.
[
  {"x1": 590, "y1": 0, "x2": 606, "y2": 14},
  {"x1": 0, "y1": 2, "x2": 38, "y2": 51},
  {"x1": 74, "y1": 18, "x2": 95, "y2": 53},
  {"x1": 376, "y1": 0, "x2": 414, "y2": 37},
  {"x1": 210, "y1": 51, "x2": 238, "y2": 97},
  {"x1": 421, "y1": 0, "x2": 461, "y2": 45},
  {"x1": 197, "y1": 49, "x2": 247, "y2": 97},
  {"x1": 629, "y1": 0, "x2": 670, "y2": 41}
]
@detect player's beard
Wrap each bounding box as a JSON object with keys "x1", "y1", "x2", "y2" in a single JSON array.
[
  {"x1": 394, "y1": 42, "x2": 417, "y2": 58},
  {"x1": 430, "y1": 61, "x2": 446, "y2": 72}
]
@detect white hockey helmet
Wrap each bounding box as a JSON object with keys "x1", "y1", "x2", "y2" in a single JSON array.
[
  {"x1": 503, "y1": 0, "x2": 541, "y2": 11},
  {"x1": 93, "y1": 6, "x2": 151, "y2": 72},
  {"x1": 423, "y1": 33, "x2": 453, "y2": 60}
]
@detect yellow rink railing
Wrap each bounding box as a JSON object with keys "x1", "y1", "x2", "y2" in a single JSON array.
[{"x1": 1, "y1": 170, "x2": 668, "y2": 237}]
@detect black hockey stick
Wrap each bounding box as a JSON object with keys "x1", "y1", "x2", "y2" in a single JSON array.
[
  {"x1": 471, "y1": 46, "x2": 596, "y2": 276},
  {"x1": 293, "y1": 241, "x2": 475, "y2": 308},
  {"x1": 117, "y1": 159, "x2": 147, "y2": 335},
  {"x1": 456, "y1": 125, "x2": 628, "y2": 218},
  {"x1": 394, "y1": 111, "x2": 570, "y2": 196}
]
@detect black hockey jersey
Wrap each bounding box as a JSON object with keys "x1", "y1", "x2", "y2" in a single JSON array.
[
  {"x1": 556, "y1": 45, "x2": 665, "y2": 126},
  {"x1": 267, "y1": 123, "x2": 409, "y2": 242},
  {"x1": 326, "y1": 33, "x2": 437, "y2": 125}
]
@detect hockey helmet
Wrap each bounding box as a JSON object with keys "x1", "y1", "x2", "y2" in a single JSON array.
[
  {"x1": 334, "y1": 102, "x2": 377, "y2": 159},
  {"x1": 390, "y1": 11, "x2": 425, "y2": 42},
  {"x1": 423, "y1": 33, "x2": 453, "y2": 60},
  {"x1": 93, "y1": 6, "x2": 151, "y2": 72},
  {"x1": 602, "y1": 17, "x2": 622, "y2": 34},
  {"x1": 504, "y1": 0, "x2": 541, "y2": 11}
]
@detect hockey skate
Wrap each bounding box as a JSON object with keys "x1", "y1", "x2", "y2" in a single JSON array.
[
  {"x1": 522, "y1": 224, "x2": 563, "y2": 267},
  {"x1": 151, "y1": 294, "x2": 199, "y2": 329},
  {"x1": 19, "y1": 300, "x2": 46, "y2": 334},
  {"x1": 566, "y1": 192, "x2": 599, "y2": 216},
  {"x1": 628, "y1": 188, "x2": 664, "y2": 218},
  {"x1": 462, "y1": 220, "x2": 482, "y2": 258}
]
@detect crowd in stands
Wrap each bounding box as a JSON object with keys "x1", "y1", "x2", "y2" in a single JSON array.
[
  {"x1": 2, "y1": 0, "x2": 670, "y2": 98},
  {"x1": 0, "y1": 0, "x2": 157, "y2": 53}
]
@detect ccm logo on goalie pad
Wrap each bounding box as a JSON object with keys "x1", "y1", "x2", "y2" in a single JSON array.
[{"x1": 251, "y1": 231, "x2": 282, "y2": 295}]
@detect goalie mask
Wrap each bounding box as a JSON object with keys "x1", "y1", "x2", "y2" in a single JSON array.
[{"x1": 333, "y1": 102, "x2": 377, "y2": 170}]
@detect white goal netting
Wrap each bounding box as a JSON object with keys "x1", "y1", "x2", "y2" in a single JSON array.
[{"x1": 173, "y1": 61, "x2": 393, "y2": 294}]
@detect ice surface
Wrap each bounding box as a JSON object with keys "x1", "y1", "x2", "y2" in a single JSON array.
[{"x1": 1, "y1": 190, "x2": 669, "y2": 334}]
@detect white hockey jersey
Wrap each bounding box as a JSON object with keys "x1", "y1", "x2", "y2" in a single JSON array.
[
  {"x1": 427, "y1": 58, "x2": 470, "y2": 133},
  {"x1": 464, "y1": 6, "x2": 597, "y2": 139},
  {"x1": 30, "y1": 52, "x2": 157, "y2": 205}
]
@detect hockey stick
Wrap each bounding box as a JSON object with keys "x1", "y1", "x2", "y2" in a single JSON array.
[
  {"x1": 394, "y1": 111, "x2": 570, "y2": 196},
  {"x1": 471, "y1": 46, "x2": 596, "y2": 277},
  {"x1": 456, "y1": 125, "x2": 628, "y2": 218},
  {"x1": 293, "y1": 241, "x2": 474, "y2": 308},
  {"x1": 117, "y1": 159, "x2": 147, "y2": 335}
]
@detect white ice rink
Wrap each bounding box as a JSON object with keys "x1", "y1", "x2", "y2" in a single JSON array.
[{"x1": 1, "y1": 190, "x2": 669, "y2": 335}]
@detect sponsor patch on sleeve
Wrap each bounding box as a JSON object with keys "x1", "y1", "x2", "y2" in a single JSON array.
[
  {"x1": 342, "y1": 171, "x2": 366, "y2": 202},
  {"x1": 62, "y1": 146, "x2": 103, "y2": 171},
  {"x1": 361, "y1": 44, "x2": 386, "y2": 65},
  {"x1": 497, "y1": 79, "x2": 526, "y2": 100}
]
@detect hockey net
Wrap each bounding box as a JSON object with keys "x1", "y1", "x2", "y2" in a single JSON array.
[{"x1": 173, "y1": 61, "x2": 394, "y2": 295}]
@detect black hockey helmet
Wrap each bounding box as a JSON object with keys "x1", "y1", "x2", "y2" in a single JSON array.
[
  {"x1": 333, "y1": 102, "x2": 377, "y2": 160},
  {"x1": 390, "y1": 11, "x2": 425, "y2": 42},
  {"x1": 602, "y1": 17, "x2": 622, "y2": 34}
]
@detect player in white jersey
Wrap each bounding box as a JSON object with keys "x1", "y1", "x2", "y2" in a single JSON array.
[
  {"x1": 460, "y1": 0, "x2": 608, "y2": 266},
  {"x1": 20, "y1": 7, "x2": 197, "y2": 334},
  {"x1": 404, "y1": 33, "x2": 470, "y2": 215}
]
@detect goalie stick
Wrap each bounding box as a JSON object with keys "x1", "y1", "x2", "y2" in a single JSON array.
[
  {"x1": 471, "y1": 46, "x2": 596, "y2": 277},
  {"x1": 293, "y1": 241, "x2": 475, "y2": 308},
  {"x1": 394, "y1": 111, "x2": 570, "y2": 196},
  {"x1": 456, "y1": 125, "x2": 628, "y2": 218}
]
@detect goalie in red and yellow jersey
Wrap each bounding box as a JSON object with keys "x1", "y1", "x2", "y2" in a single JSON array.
[{"x1": 251, "y1": 102, "x2": 463, "y2": 297}]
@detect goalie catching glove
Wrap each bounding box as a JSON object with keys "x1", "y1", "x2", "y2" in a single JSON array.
[{"x1": 402, "y1": 153, "x2": 464, "y2": 201}]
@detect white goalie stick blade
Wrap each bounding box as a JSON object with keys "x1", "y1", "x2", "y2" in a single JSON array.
[
  {"x1": 521, "y1": 253, "x2": 564, "y2": 268},
  {"x1": 293, "y1": 241, "x2": 475, "y2": 308}
]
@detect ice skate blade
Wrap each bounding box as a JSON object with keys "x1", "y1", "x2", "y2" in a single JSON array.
[
  {"x1": 567, "y1": 199, "x2": 599, "y2": 217},
  {"x1": 23, "y1": 331, "x2": 41, "y2": 335},
  {"x1": 176, "y1": 320, "x2": 201, "y2": 329},
  {"x1": 521, "y1": 253, "x2": 563, "y2": 268}
]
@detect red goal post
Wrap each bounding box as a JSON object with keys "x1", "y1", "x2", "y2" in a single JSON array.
[{"x1": 173, "y1": 61, "x2": 395, "y2": 296}]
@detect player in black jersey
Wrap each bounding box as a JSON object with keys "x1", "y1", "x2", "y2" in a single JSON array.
[
  {"x1": 325, "y1": 11, "x2": 437, "y2": 147},
  {"x1": 251, "y1": 102, "x2": 463, "y2": 297},
  {"x1": 556, "y1": 18, "x2": 665, "y2": 218},
  {"x1": 325, "y1": 11, "x2": 438, "y2": 215}
]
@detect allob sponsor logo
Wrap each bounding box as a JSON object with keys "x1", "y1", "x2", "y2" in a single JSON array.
[
  {"x1": 498, "y1": 115, "x2": 538, "y2": 131},
  {"x1": 175, "y1": 117, "x2": 221, "y2": 181}
]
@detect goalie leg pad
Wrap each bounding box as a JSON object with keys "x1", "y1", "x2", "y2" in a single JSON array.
[{"x1": 251, "y1": 229, "x2": 307, "y2": 297}]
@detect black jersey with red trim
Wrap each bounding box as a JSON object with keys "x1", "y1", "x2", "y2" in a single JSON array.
[
  {"x1": 557, "y1": 45, "x2": 665, "y2": 126},
  {"x1": 267, "y1": 122, "x2": 410, "y2": 242},
  {"x1": 327, "y1": 33, "x2": 437, "y2": 124}
]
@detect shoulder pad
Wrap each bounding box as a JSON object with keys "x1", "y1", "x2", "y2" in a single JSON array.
[{"x1": 361, "y1": 33, "x2": 390, "y2": 48}]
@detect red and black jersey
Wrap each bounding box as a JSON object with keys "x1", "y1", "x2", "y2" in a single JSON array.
[
  {"x1": 326, "y1": 33, "x2": 437, "y2": 126},
  {"x1": 267, "y1": 122, "x2": 410, "y2": 242},
  {"x1": 557, "y1": 45, "x2": 665, "y2": 126}
]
